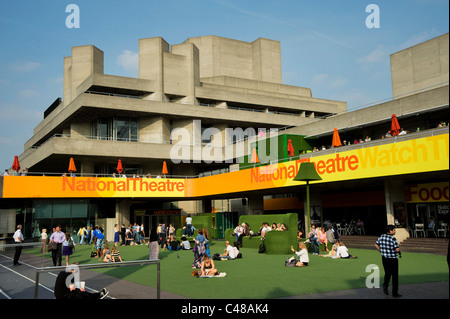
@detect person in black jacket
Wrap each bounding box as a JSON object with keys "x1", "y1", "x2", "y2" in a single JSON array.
[{"x1": 54, "y1": 268, "x2": 109, "y2": 299}]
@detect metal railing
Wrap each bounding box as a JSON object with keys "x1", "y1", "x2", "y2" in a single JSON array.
[
  {"x1": 33, "y1": 259, "x2": 160, "y2": 299},
  {"x1": 0, "y1": 242, "x2": 46, "y2": 267}
]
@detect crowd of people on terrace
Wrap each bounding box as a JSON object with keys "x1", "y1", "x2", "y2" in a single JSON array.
[{"x1": 3, "y1": 121, "x2": 448, "y2": 177}]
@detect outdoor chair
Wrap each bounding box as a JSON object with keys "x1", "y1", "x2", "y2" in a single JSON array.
[
  {"x1": 437, "y1": 223, "x2": 447, "y2": 238},
  {"x1": 414, "y1": 224, "x2": 426, "y2": 238}
]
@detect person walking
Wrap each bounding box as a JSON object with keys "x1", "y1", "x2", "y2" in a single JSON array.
[
  {"x1": 375, "y1": 225, "x2": 402, "y2": 297},
  {"x1": 49, "y1": 225, "x2": 65, "y2": 266},
  {"x1": 13, "y1": 225, "x2": 23, "y2": 266}
]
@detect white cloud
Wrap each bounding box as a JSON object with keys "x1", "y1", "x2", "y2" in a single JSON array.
[
  {"x1": 358, "y1": 45, "x2": 388, "y2": 64},
  {"x1": 311, "y1": 73, "x2": 348, "y2": 89},
  {"x1": 19, "y1": 89, "x2": 39, "y2": 99},
  {"x1": 9, "y1": 61, "x2": 40, "y2": 73},
  {"x1": 117, "y1": 50, "x2": 138, "y2": 75},
  {"x1": 311, "y1": 73, "x2": 328, "y2": 84},
  {"x1": 0, "y1": 102, "x2": 42, "y2": 122}
]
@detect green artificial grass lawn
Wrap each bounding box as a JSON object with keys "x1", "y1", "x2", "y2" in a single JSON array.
[{"x1": 31, "y1": 241, "x2": 449, "y2": 299}]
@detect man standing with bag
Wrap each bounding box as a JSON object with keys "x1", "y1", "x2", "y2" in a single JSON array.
[
  {"x1": 13, "y1": 225, "x2": 23, "y2": 266},
  {"x1": 375, "y1": 225, "x2": 402, "y2": 297}
]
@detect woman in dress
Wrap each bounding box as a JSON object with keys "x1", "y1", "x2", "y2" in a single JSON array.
[{"x1": 62, "y1": 232, "x2": 75, "y2": 266}]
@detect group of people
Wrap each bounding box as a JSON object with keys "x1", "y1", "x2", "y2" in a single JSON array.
[{"x1": 116, "y1": 223, "x2": 146, "y2": 246}]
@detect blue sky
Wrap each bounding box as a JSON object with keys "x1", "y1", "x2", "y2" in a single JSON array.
[{"x1": 0, "y1": 0, "x2": 448, "y2": 171}]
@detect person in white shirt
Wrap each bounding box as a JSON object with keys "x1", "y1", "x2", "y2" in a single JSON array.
[
  {"x1": 333, "y1": 241, "x2": 357, "y2": 259},
  {"x1": 220, "y1": 241, "x2": 237, "y2": 260},
  {"x1": 13, "y1": 225, "x2": 24, "y2": 266},
  {"x1": 261, "y1": 222, "x2": 272, "y2": 239},
  {"x1": 290, "y1": 242, "x2": 309, "y2": 267}
]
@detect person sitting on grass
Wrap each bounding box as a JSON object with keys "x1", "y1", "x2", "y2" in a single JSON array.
[
  {"x1": 289, "y1": 242, "x2": 309, "y2": 267},
  {"x1": 181, "y1": 236, "x2": 191, "y2": 250},
  {"x1": 220, "y1": 241, "x2": 237, "y2": 260},
  {"x1": 100, "y1": 244, "x2": 111, "y2": 262},
  {"x1": 168, "y1": 237, "x2": 180, "y2": 251},
  {"x1": 319, "y1": 242, "x2": 338, "y2": 257},
  {"x1": 110, "y1": 246, "x2": 123, "y2": 262},
  {"x1": 199, "y1": 256, "x2": 218, "y2": 277},
  {"x1": 332, "y1": 241, "x2": 357, "y2": 259}
]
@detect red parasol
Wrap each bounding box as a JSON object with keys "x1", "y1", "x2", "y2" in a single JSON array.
[
  {"x1": 287, "y1": 139, "x2": 295, "y2": 157},
  {"x1": 332, "y1": 128, "x2": 342, "y2": 147},
  {"x1": 68, "y1": 157, "x2": 77, "y2": 173},
  {"x1": 162, "y1": 161, "x2": 168, "y2": 175},
  {"x1": 12, "y1": 155, "x2": 20, "y2": 172},
  {"x1": 390, "y1": 114, "x2": 400, "y2": 136},
  {"x1": 250, "y1": 148, "x2": 259, "y2": 164},
  {"x1": 117, "y1": 159, "x2": 123, "y2": 174}
]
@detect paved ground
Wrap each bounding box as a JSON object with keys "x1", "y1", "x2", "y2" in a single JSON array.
[{"x1": 0, "y1": 251, "x2": 448, "y2": 300}]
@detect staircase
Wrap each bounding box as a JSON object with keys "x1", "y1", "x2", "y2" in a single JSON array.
[{"x1": 339, "y1": 235, "x2": 449, "y2": 256}]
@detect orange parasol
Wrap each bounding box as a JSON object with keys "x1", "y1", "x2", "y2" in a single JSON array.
[
  {"x1": 250, "y1": 148, "x2": 259, "y2": 164},
  {"x1": 68, "y1": 157, "x2": 77, "y2": 173},
  {"x1": 332, "y1": 128, "x2": 342, "y2": 147},
  {"x1": 12, "y1": 155, "x2": 20, "y2": 172},
  {"x1": 117, "y1": 159, "x2": 123, "y2": 174},
  {"x1": 287, "y1": 139, "x2": 295, "y2": 157},
  {"x1": 162, "y1": 161, "x2": 168, "y2": 175},
  {"x1": 390, "y1": 114, "x2": 400, "y2": 136}
]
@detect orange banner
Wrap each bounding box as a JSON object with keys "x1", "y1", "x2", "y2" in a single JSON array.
[{"x1": 1, "y1": 134, "x2": 448, "y2": 199}]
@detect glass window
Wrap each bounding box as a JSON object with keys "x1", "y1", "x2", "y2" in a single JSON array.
[
  {"x1": 53, "y1": 199, "x2": 71, "y2": 218},
  {"x1": 116, "y1": 118, "x2": 130, "y2": 141},
  {"x1": 34, "y1": 200, "x2": 52, "y2": 219},
  {"x1": 72, "y1": 200, "x2": 88, "y2": 218}
]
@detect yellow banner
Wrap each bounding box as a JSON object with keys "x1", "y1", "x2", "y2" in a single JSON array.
[
  {"x1": 406, "y1": 182, "x2": 449, "y2": 203},
  {"x1": 2, "y1": 176, "x2": 186, "y2": 198},
  {"x1": 2, "y1": 134, "x2": 448, "y2": 198},
  {"x1": 186, "y1": 134, "x2": 449, "y2": 196}
]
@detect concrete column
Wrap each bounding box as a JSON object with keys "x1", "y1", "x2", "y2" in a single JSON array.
[
  {"x1": 201, "y1": 199, "x2": 212, "y2": 214},
  {"x1": 71, "y1": 45, "x2": 104, "y2": 97},
  {"x1": 139, "y1": 37, "x2": 169, "y2": 101},
  {"x1": 247, "y1": 195, "x2": 264, "y2": 215},
  {"x1": 384, "y1": 179, "x2": 406, "y2": 226},
  {"x1": 171, "y1": 42, "x2": 200, "y2": 105},
  {"x1": 139, "y1": 116, "x2": 170, "y2": 144},
  {"x1": 70, "y1": 122, "x2": 90, "y2": 138},
  {"x1": 80, "y1": 160, "x2": 94, "y2": 177},
  {"x1": 63, "y1": 57, "x2": 72, "y2": 106},
  {"x1": 116, "y1": 199, "x2": 132, "y2": 228}
]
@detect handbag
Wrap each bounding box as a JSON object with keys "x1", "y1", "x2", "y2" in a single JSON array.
[
  {"x1": 258, "y1": 241, "x2": 266, "y2": 254},
  {"x1": 68, "y1": 238, "x2": 75, "y2": 249},
  {"x1": 48, "y1": 241, "x2": 57, "y2": 251}
]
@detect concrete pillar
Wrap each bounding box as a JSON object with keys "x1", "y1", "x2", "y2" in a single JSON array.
[
  {"x1": 252, "y1": 38, "x2": 282, "y2": 84},
  {"x1": 80, "y1": 160, "x2": 94, "y2": 176},
  {"x1": 171, "y1": 42, "x2": 200, "y2": 105},
  {"x1": 63, "y1": 57, "x2": 72, "y2": 106},
  {"x1": 70, "y1": 45, "x2": 104, "y2": 97},
  {"x1": 247, "y1": 195, "x2": 264, "y2": 215},
  {"x1": 139, "y1": 116, "x2": 170, "y2": 144},
  {"x1": 70, "y1": 122, "x2": 90, "y2": 138},
  {"x1": 201, "y1": 199, "x2": 212, "y2": 214},
  {"x1": 116, "y1": 199, "x2": 131, "y2": 228},
  {"x1": 384, "y1": 179, "x2": 406, "y2": 226},
  {"x1": 139, "y1": 37, "x2": 169, "y2": 101}
]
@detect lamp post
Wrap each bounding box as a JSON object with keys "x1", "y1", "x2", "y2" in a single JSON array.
[{"x1": 293, "y1": 162, "x2": 322, "y2": 234}]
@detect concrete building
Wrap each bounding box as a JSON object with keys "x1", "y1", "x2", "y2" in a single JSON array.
[{"x1": 1, "y1": 34, "x2": 448, "y2": 241}]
